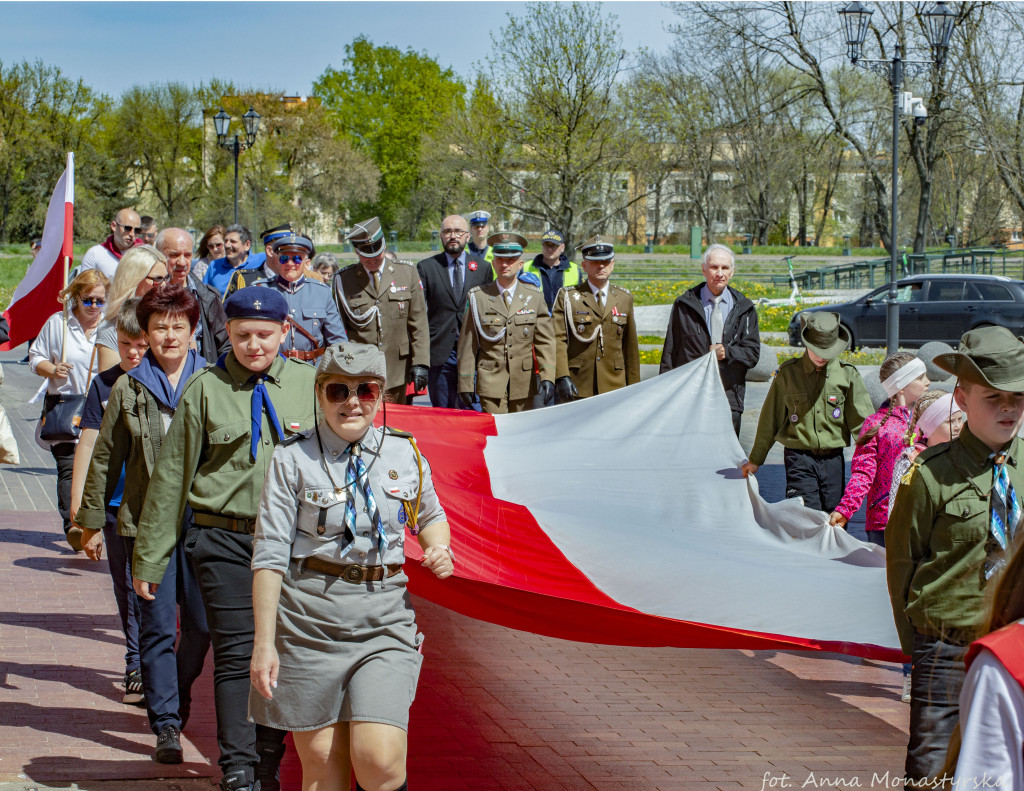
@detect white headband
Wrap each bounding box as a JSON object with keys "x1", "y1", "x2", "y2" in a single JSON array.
[
  {"x1": 882, "y1": 358, "x2": 927, "y2": 398},
  {"x1": 916, "y1": 394, "x2": 961, "y2": 440}
]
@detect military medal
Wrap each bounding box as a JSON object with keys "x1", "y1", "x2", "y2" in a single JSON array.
[
  {"x1": 388, "y1": 470, "x2": 398, "y2": 479},
  {"x1": 790, "y1": 414, "x2": 798, "y2": 423},
  {"x1": 578, "y1": 324, "x2": 586, "y2": 333}
]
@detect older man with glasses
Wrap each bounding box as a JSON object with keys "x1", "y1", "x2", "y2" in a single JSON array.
[{"x1": 80, "y1": 208, "x2": 143, "y2": 280}]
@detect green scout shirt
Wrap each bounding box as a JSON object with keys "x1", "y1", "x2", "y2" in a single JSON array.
[
  {"x1": 748, "y1": 353, "x2": 873, "y2": 467},
  {"x1": 886, "y1": 426, "x2": 1022, "y2": 654},
  {"x1": 132, "y1": 353, "x2": 316, "y2": 584},
  {"x1": 76, "y1": 376, "x2": 173, "y2": 538}
]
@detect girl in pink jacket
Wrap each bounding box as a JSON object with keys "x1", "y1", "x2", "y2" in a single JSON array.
[{"x1": 829, "y1": 353, "x2": 930, "y2": 543}]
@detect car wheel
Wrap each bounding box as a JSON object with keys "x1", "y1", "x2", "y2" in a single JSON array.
[{"x1": 841, "y1": 323, "x2": 857, "y2": 352}]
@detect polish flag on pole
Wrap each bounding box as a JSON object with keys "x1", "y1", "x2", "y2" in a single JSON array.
[
  {"x1": 0, "y1": 153, "x2": 74, "y2": 351},
  {"x1": 386, "y1": 355, "x2": 904, "y2": 662}
]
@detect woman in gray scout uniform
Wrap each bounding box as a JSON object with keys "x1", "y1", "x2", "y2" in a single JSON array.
[{"x1": 249, "y1": 342, "x2": 454, "y2": 791}]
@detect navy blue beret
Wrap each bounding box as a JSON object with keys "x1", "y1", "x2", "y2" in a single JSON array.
[{"x1": 224, "y1": 286, "x2": 288, "y2": 323}]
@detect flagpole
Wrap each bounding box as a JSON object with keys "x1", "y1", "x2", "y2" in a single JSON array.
[{"x1": 60, "y1": 255, "x2": 69, "y2": 364}]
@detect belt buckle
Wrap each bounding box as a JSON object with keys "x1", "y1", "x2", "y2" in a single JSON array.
[{"x1": 343, "y1": 565, "x2": 364, "y2": 584}]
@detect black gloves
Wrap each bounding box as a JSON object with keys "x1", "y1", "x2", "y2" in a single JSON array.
[
  {"x1": 555, "y1": 376, "x2": 579, "y2": 402},
  {"x1": 537, "y1": 379, "x2": 555, "y2": 404},
  {"x1": 459, "y1": 391, "x2": 476, "y2": 408},
  {"x1": 409, "y1": 365, "x2": 429, "y2": 392}
]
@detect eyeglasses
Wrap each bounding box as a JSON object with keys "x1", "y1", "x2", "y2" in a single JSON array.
[
  {"x1": 140, "y1": 232, "x2": 156, "y2": 242},
  {"x1": 323, "y1": 381, "x2": 381, "y2": 404},
  {"x1": 80, "y1": 298, "x2": 106, "y2": 307},
  {"x1": 441, "y1": 229, "x2": 468, "y2": 237},
  {"x1": 278, "y1": 254, "x2": 308, "y2": 265},
  {"x1": 115, "y1": 222, "x2": 142, "y2": 234},
  {"x1": 144, "y1": 273, "x2": 173, "y2": 284}
]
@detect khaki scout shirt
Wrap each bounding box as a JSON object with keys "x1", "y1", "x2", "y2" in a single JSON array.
[
  {"x1": 132, "y1": 353, "x2": 316, "y2": 584},
  {"x1": 887, "y1": 427, "x2": 1022, "y2": 654},
  {"x1": 456, "y1": 280, "x2": 556, "y2": 401},
  {"x1": 251, "y1": 424, "x2": 446, "y2": 572},
  {"x1": 332, "y1": 261, "x2": 430, "y2": 390},
  {"x1": 552, "y1": 281, "x2": 640, "y2": 398},
  {"x1": 748, "y1": 353, "x2": 873, "y2": 467},
  {"x1": 77, "y1": 376, "x2": 174, "y2": 538}
]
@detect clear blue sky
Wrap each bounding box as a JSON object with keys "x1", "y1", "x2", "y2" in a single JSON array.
[{"x1": 2, "y1": 2, "x2": 680, "y2": 98}]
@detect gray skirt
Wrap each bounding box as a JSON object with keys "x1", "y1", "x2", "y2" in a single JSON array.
[{"x1": 248, "y1": 562, "x2": 424, "y2": 732}]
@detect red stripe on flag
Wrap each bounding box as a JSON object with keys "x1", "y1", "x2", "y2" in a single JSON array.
[
  {"x1": 384, "y1": 405, "x2": 904, "y2": 663},
  {"x1": 0, "y1": 262, "x2": 66, "y2": 350}
]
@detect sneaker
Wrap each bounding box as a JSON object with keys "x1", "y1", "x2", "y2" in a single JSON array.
[
  {"x1": 154, "y1": 725, "x2": 183, "y2": 764},
  {"x1": 122, "y1": 670, "x2": 144, "y2": 705},
  {"x1": 901, "y1": 675, "x2": 912, "y2": 704}
]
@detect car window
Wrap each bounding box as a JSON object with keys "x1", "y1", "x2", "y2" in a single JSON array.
[
  {"x1": 894, "y1": 283, "x2": 924, "y2": 303},
  {"x1": 975, "y1": 282, "x2": 1013, "y2": 301},
  {"x1": 927, "y1": 280, "x2": 967, "y2": 301}
]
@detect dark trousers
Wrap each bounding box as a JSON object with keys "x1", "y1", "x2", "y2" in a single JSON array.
[
  {"x1": 102, "y1": 507, "x2": 141, "y2": 675},
  {"x1": 783, "y1": 447, "x2": 846, "y2": 512},
  {"x1": 50, "y1": 442, "x2": 76, "y2": 534},
  {"x1": 730, "y1": 410, "x2": 741, "y2": 437},
  {"x1": 905, "y1": 632, "x2": 966, "y2": 786},
  {"x1": 125, "y1": 524, "x2": 210, "y2": 735},
  {"x1": 428, "y1": 348, "x2": 480, "y2": 410},
  {"x1": 187, "y1": 526, "x2": 286, "y2": 775}
]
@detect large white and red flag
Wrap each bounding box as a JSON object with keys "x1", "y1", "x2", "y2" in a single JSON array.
[
  {"x1": 390, "y1": 354, "x2": 904, "y2": 662},
  {"x1": 1, "y1": 153, "x2": 74, "y2": 351}
]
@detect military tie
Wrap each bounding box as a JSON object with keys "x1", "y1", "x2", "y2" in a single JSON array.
[
  {"x1": 345, "y1": 443, "x2": 387, "y2": 562},
  {"x1": 373, "y1": 270, "x2": 381, "y2": 291},
  {"x1": 503, "y1": 290, "x2": 512, "y2": 309},
  {"x1": 987, "y1": 453, "x2": 1022, "y2": 578},
  {"x1": 596, "y1": 290, "x2": 604, "y2": 308},
  {"x1": 452, "y1": 257, "x2": 464, "y2": 299},
  {"x1": 710, "y1": 295, "x2": 725, "y2": 344}
]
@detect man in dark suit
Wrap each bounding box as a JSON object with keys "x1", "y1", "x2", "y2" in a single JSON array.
[{"x1": 417, "y1": 214, "x2": 493, "y2": 408}]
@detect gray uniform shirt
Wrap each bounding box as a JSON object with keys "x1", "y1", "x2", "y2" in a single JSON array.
[{"x1": 252, "y1": 424, "x2": 445, "y2": 572}]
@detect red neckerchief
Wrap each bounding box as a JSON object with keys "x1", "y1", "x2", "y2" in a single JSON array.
[{"x1": 100, "y1": 235, "x2": 143, "y2": 259}]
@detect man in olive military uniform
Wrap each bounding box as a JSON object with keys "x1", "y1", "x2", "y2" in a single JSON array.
[
  {"x1": 132, "y1": 288, "x2": 316, "y2": 791},
  {"x1": 457, "y1": 232, "x2": 555, "y2": 414},
  {"x1": 333, "y1": 217, "x2": 429, "y2": 404},
  {"x1": 254, "y1": 233, "x2": 346, "y2": 362},
  {"x1": 887, "y1": 326, "x2": 1024, "y2": 787},
  {"x1": 741, "y1": 312, "x2": 873, "y2": 513},
  {"x1": 552, "y1": 235, "x2": 639, "y2": 401},
  {"x1": 224, "y1": 223, "x2": 291, "y2": 299}
]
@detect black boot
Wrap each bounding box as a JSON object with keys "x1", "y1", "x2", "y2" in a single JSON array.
[
  {"x1": 220, "y1": 767, "x2": 257, "y2": 791},
  {"x1": 254, "y1": 734, "x2": 287, "y2": 791}
]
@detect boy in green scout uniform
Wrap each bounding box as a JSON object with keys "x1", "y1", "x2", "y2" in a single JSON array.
[
  {"x1": 741, "y1": 312, "x2": 873, "y2": 512},
  {"x1": 132, "y1": 287, "x2": 316, "y2": 791},
  {"x1": 887, "y1": 326, "x2": 1024, "y2": 787}
]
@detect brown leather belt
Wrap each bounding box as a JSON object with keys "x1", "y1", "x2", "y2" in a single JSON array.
[
  {"x1": 284, "y1": 348, "x2": 325, "y2": 361},
  {"x1": 192, "y1": 511, "x2": 256, "y2": 534},
  {"x1": 299, "y1": 556, "x2": 403, "y2": 584}
]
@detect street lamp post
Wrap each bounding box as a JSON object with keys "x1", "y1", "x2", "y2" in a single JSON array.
[
  {"x1": 838, "y1": 1, "x2": 955, "y2": 356},
  {"x1": 213, "y1": 107, "x2": 261, "y2": 226}
]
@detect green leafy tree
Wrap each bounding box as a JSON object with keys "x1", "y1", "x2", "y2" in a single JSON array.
[{"x1": 314, "y1": 38, "x2": 465, "y2": 234}]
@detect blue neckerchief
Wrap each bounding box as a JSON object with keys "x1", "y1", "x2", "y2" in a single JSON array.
[
  {"x1": 216, "y1": 354, "x2": 283, "y2": 460},
  {"x1": 128, "y1": 348, "x2": 206, "y2": 411}
]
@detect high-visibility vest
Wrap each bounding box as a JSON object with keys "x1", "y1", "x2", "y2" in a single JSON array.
[{"x1": 523, "y1": 259, "x2": 582, "y2": 289}]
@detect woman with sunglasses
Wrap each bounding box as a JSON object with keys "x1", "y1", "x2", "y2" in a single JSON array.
[
  {"x1": 250, "y1": 342, "x2": 454, "y2": 791},
  {"x1": 95, "y1": 245, "x2": 171, "y2": 370},
  {"x1": 252, "y1": 233, "x2": 346, "y2": 363},
  {"x1": 29, "y1": 268, "x2": 110, "y2": 549}
]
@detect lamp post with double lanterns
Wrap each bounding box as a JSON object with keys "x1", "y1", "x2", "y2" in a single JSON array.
[
  {"x1": 213, "y1": 107, "x2": 261, "y2": 226},
  {"x1": 838, "y1": 1, "x2": 955, "y2": 356}
]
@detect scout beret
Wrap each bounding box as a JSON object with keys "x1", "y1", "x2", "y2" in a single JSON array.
[
  {"x1": 223, "y1": 286, "x2": 288, "y2": 323},
  {"x1": 468, "y1": 210, "x2": 491, "y2": 226},
  {"x1": 316, "y1": 342, "x2": 387, "y2": 383},
  {"x1": 542, "y1": 229, "x2": 565, "y2": 245},
  {"x1": 488, "y1": 231, "x2": 528, "y2": 257},
  {"x1": 577, "y1": 235, "x2": 615, "y2": 261},
  {"x1": 260, "y1": 223, "x2": 293, "y2": 245},
  {"x1": 346, "y1": 217, "x2": 386, "y2": 256},
  {"x1": 271, "y1": 234, "x2": 314, "y2": 255}
]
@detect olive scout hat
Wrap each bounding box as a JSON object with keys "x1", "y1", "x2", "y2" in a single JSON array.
[
  {"x1": 800, "y1": 312, "x2": 850, "y2": 360},
  {"x1": 316, "y1": 342, "x2": 387, "y2": 384},
  {"x1": 933, "y1": 326, "x2": 1024, "y2": 392}
]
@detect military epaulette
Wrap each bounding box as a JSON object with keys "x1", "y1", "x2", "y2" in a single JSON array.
[
  {"x1": 281, "y1": 429, "x2": 312, "y2": 445},
  {"x1": 390, "y1": 259, "x2": 416, "y2": 268},
  {"x1": 340, "y1": 263, "x2": 359, "y2": 273},
  {"x1": 916, "y1": 442, "x2": 952, "y2": 464},
  {"x1": 777, "y1": 356, "x2": 801, "y2": 371},
  {"x1": 385, "y1": 426, "x2": 414, "y2": 439},
  {"x1": 611, "y1": 283, "x2": 631, "y2": 295}
]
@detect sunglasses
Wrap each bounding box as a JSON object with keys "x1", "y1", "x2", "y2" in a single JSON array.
[
  {"x1": 115, "y1": 222, "x2": 142, "y2": 234},
  {"x1": 278, "y1": 254, "x2": 307, "y2": 265},
  {"x1": 145, "y1": 273, "x2": 173, "y2": 284},
  {"x1": 323, "y1": 381, "x2": 381, "y2": 404},
  {"x1": 80, "y1": 298, "x2": 106, "y2": 307}
]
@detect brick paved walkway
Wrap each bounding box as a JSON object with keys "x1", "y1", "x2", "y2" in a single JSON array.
[{"x1": 0, "y1": 348, "x2": 907, "y2": 790}]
